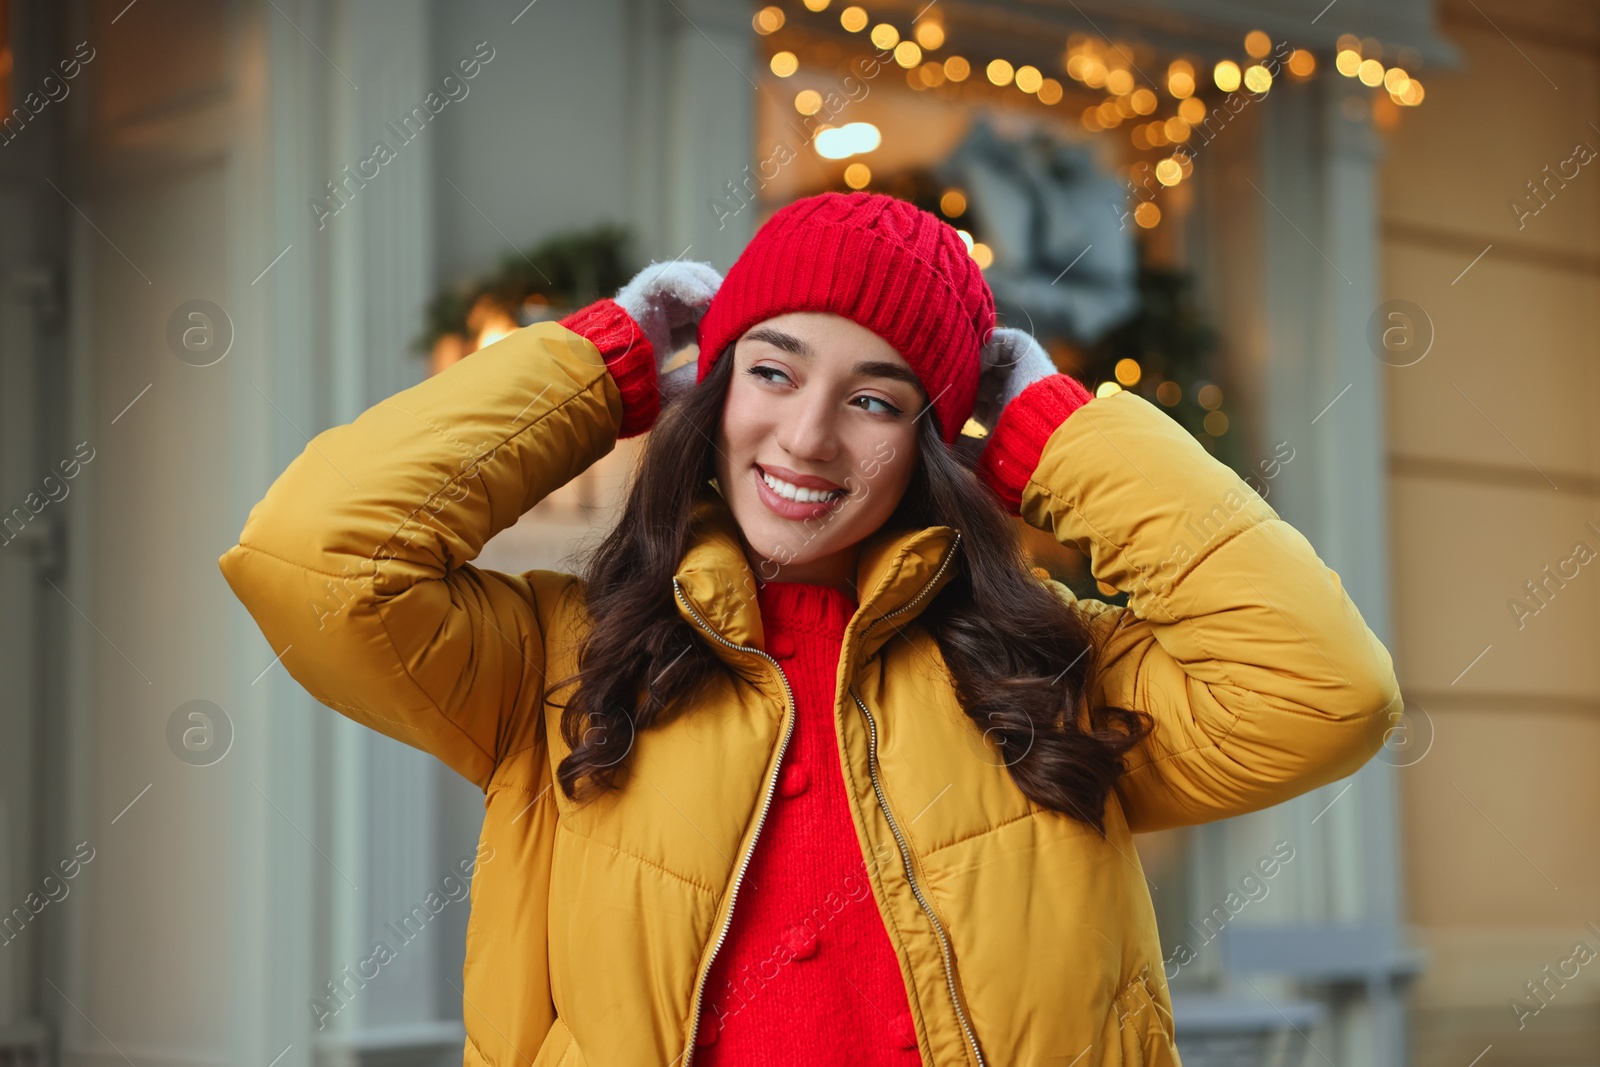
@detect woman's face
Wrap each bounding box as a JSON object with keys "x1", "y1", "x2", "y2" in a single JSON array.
[{"x1": 713, "y1": 311, "x2": 924, "y2": 593}]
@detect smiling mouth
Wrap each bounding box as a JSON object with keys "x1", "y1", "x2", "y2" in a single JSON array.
[{"x1": 754, "y1": 464, "x2": 848, "y2": 505}]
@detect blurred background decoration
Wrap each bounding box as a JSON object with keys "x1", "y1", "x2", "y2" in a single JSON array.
[
  {"x1": 419, "y1": 222, "x2": 635, "y2": 375},
  {"x1": 929, "y1": 118, "x2": 1140, "y2": 346}
]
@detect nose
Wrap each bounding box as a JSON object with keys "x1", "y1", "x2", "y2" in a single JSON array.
[{"x1": 775, "y1": 382, "x2": 841, "y2": 464}]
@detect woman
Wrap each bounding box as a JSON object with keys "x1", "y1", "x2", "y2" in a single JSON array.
[{"x1": 219, "y1": 192, "x2": 1400, "y2": 1067}]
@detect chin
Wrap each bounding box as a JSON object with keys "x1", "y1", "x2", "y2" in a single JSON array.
[
  {"x1": 728, "y1": 497, "x2": 844, "y2": 577},
  {"x1": 736, "y1": 511, "x2": 826, "y2": 569}
]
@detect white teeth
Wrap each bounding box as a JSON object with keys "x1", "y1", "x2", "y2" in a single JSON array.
[{"x1": 760, "y1": 468, "x2": 843, "y2": 504}]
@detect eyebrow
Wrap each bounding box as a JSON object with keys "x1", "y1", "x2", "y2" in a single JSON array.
[{"x1": 742, "y1": 326, "x2": 926, "y2": 395}]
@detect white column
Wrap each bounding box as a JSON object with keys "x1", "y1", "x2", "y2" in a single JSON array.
[
  {"x1": 310, "y1": 0, "x2": 455, "y2": 1056},
  {"x1": 226, "y1": 2, "x2": 334, "y2": 1064},
  {"x1": 1199, "y1": 72, "x2": 1409, "y2": 1067},
  {"x1": 228, "y1": 0, "x2": 450, "y2": 1062},
  {"x1": 638, "y1": 0, "x2": 759, "y2": 267}
]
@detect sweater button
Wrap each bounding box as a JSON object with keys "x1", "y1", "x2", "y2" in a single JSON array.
[
  {"x1": 695, "y1": 1015, "x2": 719, "y2": 1046},
  {"x1": 780, "y1": 923, "x2": 819, "y2": 960},
  {"x1": 890, "y1": 1010, "x2": 918, "y2": 1049},
  {"x1": 769, "y1": 633, "x2": 795, "y2": 659},
  {"x1": 778, "y1": 762, "x2": 809, "y2": 797}
]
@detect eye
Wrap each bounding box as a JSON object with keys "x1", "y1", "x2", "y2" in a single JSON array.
[
  {"x1": 746, "y1": 363, "x2": 904, "y2": 417},
  {"x1": 746, "y1": 364, "x2": 790, "y2": 386},
  {"x1": 854, "y1": 394, "x2": 903, "y2": 417}
]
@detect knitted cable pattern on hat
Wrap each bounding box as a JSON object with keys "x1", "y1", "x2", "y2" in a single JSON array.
[{"x1": 696, "y1": 191, "x2": 995, "y2": 446}]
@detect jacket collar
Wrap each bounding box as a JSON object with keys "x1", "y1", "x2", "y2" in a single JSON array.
[{"x1": 671, "y1": 490, "x2": 961, "y2": 682}]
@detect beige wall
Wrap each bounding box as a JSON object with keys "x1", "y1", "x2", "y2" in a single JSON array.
[{"x1": 1381, "y1": 2, "x2": 1600, "y2": 1063}]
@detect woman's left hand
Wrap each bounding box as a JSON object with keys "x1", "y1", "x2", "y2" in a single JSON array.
[
  {"x1": 964, "y1": 327, "x2": 1095, "y2": 514},
  {"x1": 969, "y1": 327, "x2": 1060, "y2": 434}
]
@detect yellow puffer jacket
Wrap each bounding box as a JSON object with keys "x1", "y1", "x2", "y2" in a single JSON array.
[{"x1": 218, "y1": 322, "x2": 1401, "y2": 1067}]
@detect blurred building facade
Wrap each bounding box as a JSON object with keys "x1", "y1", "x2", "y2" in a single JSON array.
[
  {"x1": 0, "y1": 1, "x2": 1593, "y2": 1066},
  {"x1": 1379, "y1": 3, "x2": 1600, "y2": 1062}
]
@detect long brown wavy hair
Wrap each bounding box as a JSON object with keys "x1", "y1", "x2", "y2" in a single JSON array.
[{"x1": 546, "y1": 346, "x2": 1153, "y2": 836}]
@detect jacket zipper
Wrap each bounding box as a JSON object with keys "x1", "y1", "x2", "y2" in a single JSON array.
[
  {"x1": 672, "y1": 531, "x2": 972, "y2": 1065},
  {"x1": 847, "y1": 532, "x2": 986, "y2": 1067},
  {"x1": 672, "y1": 578, "x2": 797, "y2": 1067}
]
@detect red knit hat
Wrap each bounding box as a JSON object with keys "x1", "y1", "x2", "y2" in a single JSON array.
[{"x1": 695, "y1": 191, "x2": 995, "y2": 447}]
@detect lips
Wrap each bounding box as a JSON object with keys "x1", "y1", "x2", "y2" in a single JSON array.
[
  {"x1": 752, "y1": 463, "x2": 849, "y2": 521},
  {"x1": 756, "y1": 462, "x2": 845, "y2": 493}
]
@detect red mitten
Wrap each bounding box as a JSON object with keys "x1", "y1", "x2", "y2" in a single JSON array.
[
  {"x1": 975, "y1": 373, "x2": 1094, "y2": 515},
  {"x1": 557, "y1": 260, "x2": 723, "y2": 439},
  {"x1": 558, "y1": 298, "x2": 659, "y2": 438}
]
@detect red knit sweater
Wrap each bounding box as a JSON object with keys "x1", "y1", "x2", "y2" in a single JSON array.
[
  {"x1": 558, "y1": 300, "x2": 1094, "y2": 1061},
  {"x1": 693, "y1": 579, "x2": 920, "y2": 1062}
]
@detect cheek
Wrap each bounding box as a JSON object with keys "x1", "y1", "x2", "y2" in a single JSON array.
[
  {"x1": 712, "y1": 391, "x2": 741, "y2": 455},
  {"x1": 856, "y1": 428, "x2": 916, "y2": 494},
  {"x1": 719, "y1": 376, "x2": 765, "y2": 454},
  {"x1": 715, "y1": 384, "x2": 767, "y2": 505},
  {"x1": 831, "y1": 428, "x2": 916, "y2": 530}
]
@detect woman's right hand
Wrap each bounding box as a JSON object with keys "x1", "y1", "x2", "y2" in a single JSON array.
[{"x1": 558, "y1": 259, "x2": 723, "y2": 437}]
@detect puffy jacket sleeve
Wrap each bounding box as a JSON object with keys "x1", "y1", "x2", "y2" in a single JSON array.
[
  {"x1": 1019, "y1": 389, "x2": 1402, "y2": 833},
  {"x1": 217, "y1": 323, "x2": 621, "y2": 791}
]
